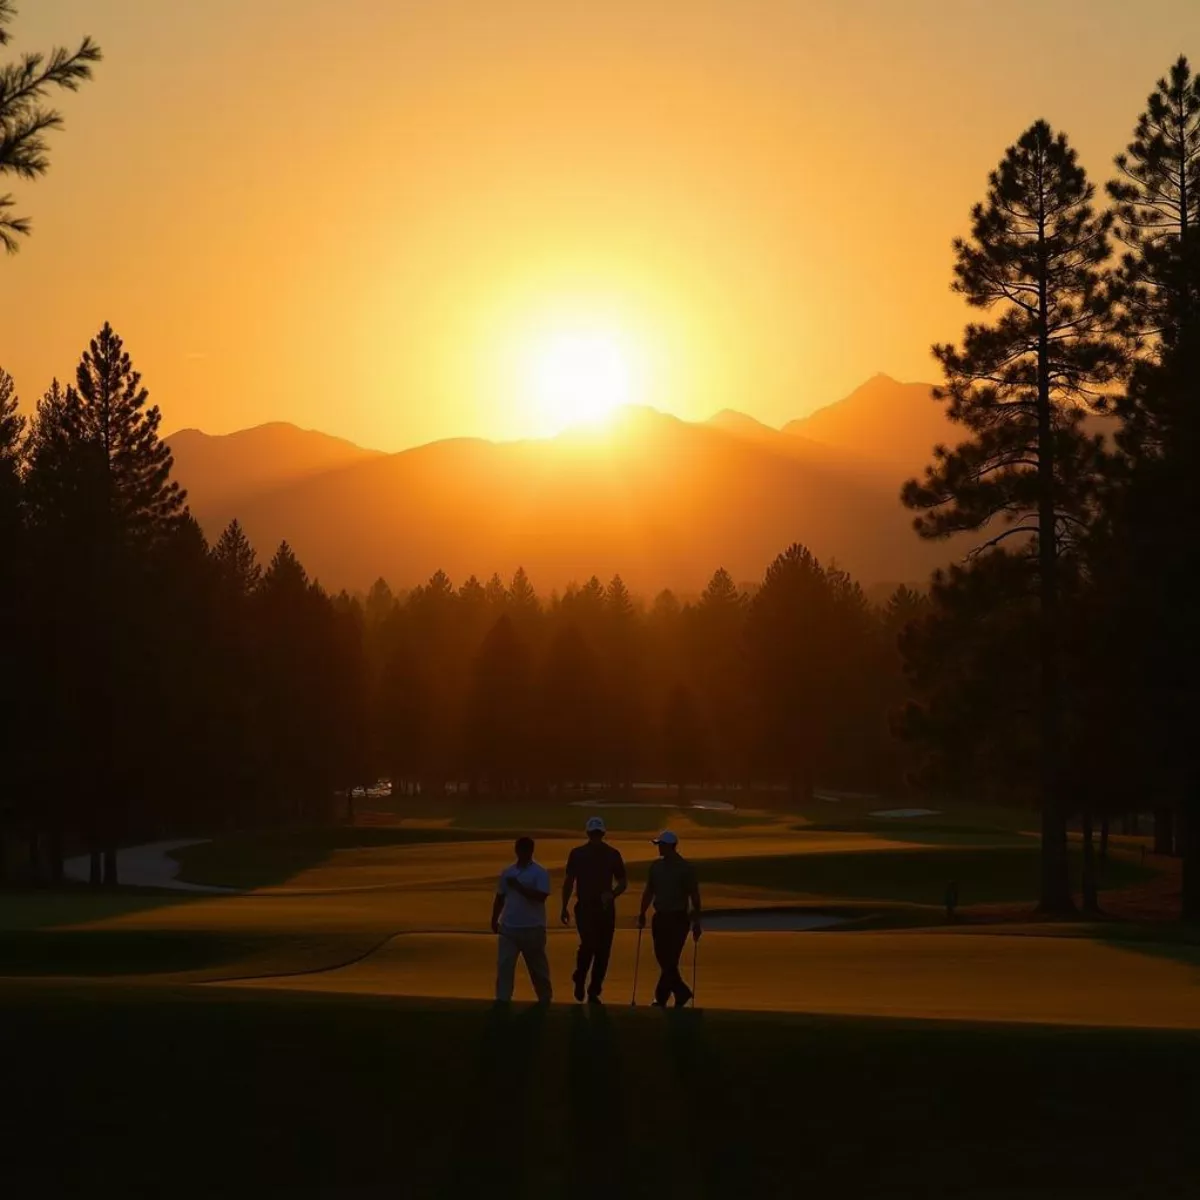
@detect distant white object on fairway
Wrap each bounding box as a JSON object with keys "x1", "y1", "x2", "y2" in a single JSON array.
[{"x1": 868, "y1": 808, "x2": 940, "y2": 819}]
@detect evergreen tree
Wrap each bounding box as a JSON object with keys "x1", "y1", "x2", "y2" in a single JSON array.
[
  {"x1": 1108, "y1": 54, "x2": 1200, "y2": 455},
  {"x1": 484, "y1": 572, "x2": 508, "y2": 613},
  {"x1": 903, "y1": 122, "x2": 1120, "y2": 914},
  {"x1": 465, "y1": 615, "x2": 533, "y2": 794},
  {"x1": 24, "y1": 329, "x2": 190, "y2": 883},
  {"x1": 0, "y1": 1, "x2": 101, "y2": 252},
  {"x1": 0, "y1": 367, "x2": 25, "y2": 878},
  {"x1": 692, "y1": 567, "x2": 749, "y2": 785},
  {"x1": 67, "y1": 323, "x2": 188, "y2": 547},
  {"x1": 1106, "y1": 58, "x2": 1200, "y2": 917},
  {"x1": 508, "y1": 566, "x2": 540, "y2": 620},
  {"x1": 364, "y1": 577, "x2": 395, "y2": 629},
  {"x1": 211, "y1": 519, "x2": 261, "y2": 598},
  {"x1": 538, "y1": 623, "x2": 602, "y2": 792},
  {"x1": 662, "y1": 683, "x2": 704, "y2": 801}
]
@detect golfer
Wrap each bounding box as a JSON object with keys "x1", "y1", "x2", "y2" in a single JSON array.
[
  {"x1": 561, "y1": 816, "x2": 628, "y2": 1002},
  {"x1": 491, "y1": 835, "x2": 553, "y2": 1003},
  {"x1": 637, "y1": 830, "x2": 702, "y2": 1007}
]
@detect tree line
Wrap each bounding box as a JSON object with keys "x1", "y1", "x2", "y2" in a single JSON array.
[
  {"x1": 0, "y1": 330, "x2": 919, "y2": 883},
  {"x1": 898, "y1": 55, "x2": 1200, "y2": 920}
]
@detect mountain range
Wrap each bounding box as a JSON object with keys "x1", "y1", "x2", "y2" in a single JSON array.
[{"x1": 164, "y1": 376, "x2": 988, "y2": 596}]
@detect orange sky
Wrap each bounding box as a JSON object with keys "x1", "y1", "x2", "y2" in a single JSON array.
[{"x1": 2, "y1": 0, "x2": 1199, "y2": 451}]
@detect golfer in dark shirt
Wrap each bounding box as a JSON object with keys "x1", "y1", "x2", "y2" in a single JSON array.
[
  {"x1": 637, "y1": 830, "x2": 702, "y2": 1007},
  {"x1": 560, "y1": 816, "x2": 627, "y2": 1002}
]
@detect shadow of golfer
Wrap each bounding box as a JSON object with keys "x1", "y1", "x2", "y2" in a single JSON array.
[
  {"x1": 565, "y1": 1004, "x2": 629, "y2": 1198},
  {"x1": 662, "y1": 1007, "x2": 753, "y2": 1192},
  {"x1": 438, "y1": 1002, "x2": 550, "y2": 1199}
]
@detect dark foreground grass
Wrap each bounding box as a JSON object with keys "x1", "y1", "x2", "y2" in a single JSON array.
[
  {"x1": 696, "y1": 846, "x2": 1155, "y2": 906},
  {"x1": 3, "y1": 984, "x2": 1197, "y2": 1198}
]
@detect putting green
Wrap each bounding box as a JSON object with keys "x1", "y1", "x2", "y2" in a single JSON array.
[{"x1": 225, "y1": 927, "x2": 1200, "y2": 1030}]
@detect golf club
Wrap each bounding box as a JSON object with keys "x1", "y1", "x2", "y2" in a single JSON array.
[
  {"x1": 630, "y1": 924, "x2": 643, "y2": 1007},
  {"x1": 691, "y1": 934, "x2": 698, "y2": 1006}
]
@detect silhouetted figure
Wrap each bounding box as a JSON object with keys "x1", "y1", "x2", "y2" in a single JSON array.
[
  {"x1": 561, "y1": 816, "x2": 628, "y2": 1002},
  {"x1": 492, "y1": 836, "x2": 552, "y2": 1003},
  {"x1": 638, "y1": 831, "x2": 702, "y2": 1007},
  {"x1": 944, "y1": 879, "x2": 959, "y2": 922}
]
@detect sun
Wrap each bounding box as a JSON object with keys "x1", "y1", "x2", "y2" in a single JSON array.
[{"x1": 525, "y1": 328, "x2": 643, "y2": 435}]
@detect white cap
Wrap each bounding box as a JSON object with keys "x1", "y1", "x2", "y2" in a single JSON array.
[
  {"x1": 652, "y1": 830, "x2": 679, "y2": 846},
  {"x1": 585, "y1": 816, "x2": 606, "y2": 834}
]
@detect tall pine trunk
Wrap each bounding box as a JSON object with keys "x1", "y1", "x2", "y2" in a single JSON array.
[
  {"x1": 1099, "y1": 815, "x2": 1109, "y2": 863},
  {"x1": 102, "y1": 845, "x2": 118, "y2": 887},
  {"x1": 1034, "y1": 181, "x2": 1074, "y2": 915}
]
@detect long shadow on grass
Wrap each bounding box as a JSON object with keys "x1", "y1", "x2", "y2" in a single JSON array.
[
  {"x1": 661, "y1": 1010, "x2": 753, "y2": 1195},
  {"x1": 564, "y1": 1005, "x2": 629, "y2": 1198},
  {"x1": 438, "y1": 1002, "x2": 550, "y2": 1199}
]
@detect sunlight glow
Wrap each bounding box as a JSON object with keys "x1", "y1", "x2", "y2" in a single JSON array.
[{"x1": 525, "y1": 328, "x2": 644, "y2": 435}]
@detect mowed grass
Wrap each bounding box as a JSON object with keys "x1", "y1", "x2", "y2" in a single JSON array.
[
  {"x1": 171, "y1": 825, "x2": 510, "y2": 890},
  {"x1": 232, "y1": 926, "x2": 1200, "y2": 1029},
  {"x1": 694, "y1": 845, "x2": 1155, "y2": 907},
  {"x1": 3, "y1": 984, "x2": 1198, "y2": 1197}
]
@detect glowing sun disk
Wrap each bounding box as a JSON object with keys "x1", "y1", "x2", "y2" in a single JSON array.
[{"x1": 527, "y1": 329, "x2": 641, "y2": 434}]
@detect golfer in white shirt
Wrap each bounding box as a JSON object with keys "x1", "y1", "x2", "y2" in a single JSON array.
[{"x1": 491, "y1": 835, "x2": 553, "y2": 1003}]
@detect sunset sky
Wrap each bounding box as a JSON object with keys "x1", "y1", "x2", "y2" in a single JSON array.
[{"x1": 2, "y1": 0, "x2": 1199, "y2": 451}]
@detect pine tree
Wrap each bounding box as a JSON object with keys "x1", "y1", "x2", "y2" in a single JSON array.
[
  {"x1": 70, "y1": 323, "x2": 187, "y2": 547},
  {"x1": 1106, "y1": 58, "x2": 1200, "y2": 918},
  {"x1": 364, "y1": 577, "x2": 396, "y2": 629},
  {"x1": 211, "y1": 519, "x2": 261, "y2": 598},
  {"x1": 1, "y1": 2, "x2": 101, "y2": 252},
  {"x1": 903, "y1": 122, "x2": 1120, "y2": 914},
  {"x1": 22, "y1": 330, "x2": 191, "y2": 884},
  {"x1": 692, "y1": 567, "x2": 748, "y2": 785},
  {"x1": 745, "y1": 544, "x2": 849, "y2": 803},
  {"x1": 508, "y1": 566, "x2": 540, "y2": 619},
  {"x1": 1108, "y1": 54, "x2": 1200, "y2": 455},
  {"x1": 663, "y1": 683, "x2": 704, "y2": 801},
  {"x1": 0, "y1": 367, "x2": 25, "y2": 878},
  {"x1": 0, "y1": 366, "x2": 23, "y2": 566},
  {"x1": 538, "y1": 623, "x2": 602, "y2": 791},
  {"x1": 700, "y1": 567, "x2": 742, "y2": 613},
  {"x1": 465, "y1": 615, "x2": 533, "y2": 795},
  {"x1": 484, "y1": 572, "x2": 508, "y2": 612}
]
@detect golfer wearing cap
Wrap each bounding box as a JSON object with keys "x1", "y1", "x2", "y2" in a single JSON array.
[
  {"x1": 561, "y1": 816, "x2": 628, "y2": 1002},
  {"x1": 637, "y1": 830, "x2": 702, "y2": 1007}
]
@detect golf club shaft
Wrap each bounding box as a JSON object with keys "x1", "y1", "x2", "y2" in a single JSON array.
[
  {"x1": 692, "y1": 937, "x2": 697, "y2": 1004},
  {"x1": 631, "y1": 925, "x2": 643, "y2": 1005}
]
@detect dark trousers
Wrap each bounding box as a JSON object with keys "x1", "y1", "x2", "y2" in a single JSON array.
[
  {"x1": 574, "y1": 904, "x2": 616, "y2": 996},
  {"x1": 651, "y1": 911, "x2": 692, "y2": 1005}
]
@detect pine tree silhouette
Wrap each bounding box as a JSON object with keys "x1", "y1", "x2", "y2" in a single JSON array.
[
  {"x1": 0, "y1": 2, "x2": 101, "y2": 252},
  {"x1": 903, "y1": 122, "x2": 1120, "y2": 914},
  {"x1": 211, "y1": 519, "x2": 261, "y2": 598}
]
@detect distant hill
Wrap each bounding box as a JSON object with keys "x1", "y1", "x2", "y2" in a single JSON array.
[
  {"x1": 166, "y1": 422, "x2": 383, "y2": 517},
  {"x1": 781, "y1": 372, "x2": 1117, "y2": 477},
  {"x1": 782, "y1": 374, "x2": 953, "y2": 471},
  {"x1": 173, "y1": 405, "x2": 968, "y2": 596},
  {"x1": 706, "y1": 409, "x2": 779, "y2": 439}
]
